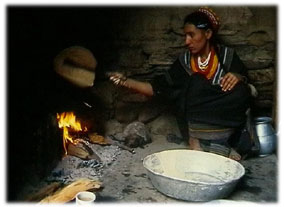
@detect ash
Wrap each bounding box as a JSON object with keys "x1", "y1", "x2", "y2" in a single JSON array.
[{"x1": 46, "y1": 142, "x2": 122, "y2": 184}]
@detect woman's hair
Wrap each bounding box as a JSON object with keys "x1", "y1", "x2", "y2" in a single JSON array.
[{"x1": 184, "y1": 12, "x2": 214, "y2": 31}]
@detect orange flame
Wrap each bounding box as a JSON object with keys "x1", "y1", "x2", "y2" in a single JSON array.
[{"x1": 56, "y1": 112, "x2": 87, "y2": 155}]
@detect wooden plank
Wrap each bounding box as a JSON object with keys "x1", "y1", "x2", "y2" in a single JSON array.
[{"x1": 39, "y1": 178, "x2": 101, "y2": 203}]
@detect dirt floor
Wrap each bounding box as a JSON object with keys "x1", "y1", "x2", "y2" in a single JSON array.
[{"x1": 19, "y1": 133, "x2": 277, "y2": 204}]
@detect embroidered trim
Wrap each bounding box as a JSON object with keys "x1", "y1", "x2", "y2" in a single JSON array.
[{"x1": 179, "y1": 46, "x2": 234, "y2": 84}]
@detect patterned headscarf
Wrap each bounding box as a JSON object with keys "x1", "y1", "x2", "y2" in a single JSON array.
[
  {"x1": 184, "y1": 7, "x2": 220, "y2": 33},
  {"x1": 198, "y1": 7, "x2": 220, "y2": 33}
]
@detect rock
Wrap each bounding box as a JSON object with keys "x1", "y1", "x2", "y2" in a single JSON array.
[
  {"x1": 104, "y1": 119, "x2": 125, "y2": 136},
  {"x1": 247, "y1": 31, "x2": 272, "y2": 46},
  {"x1": 113, "y1": 132, "x2": 126, "y2": 142},
  {"x1": 149, "y1": 53, "x2": 173, "y2": 66},
  {"x1": 123, "y1": 121, "x2": 151, "y2": 148},
  {"x1": 248, "y1": 68, "x2": 275, "y2": 84},
  {"x1": 220, "y1": 7, "x2": 253, "y2": 26},
  {"x1": 256, "y1": 92, "x2": 273, "y2": 101},
  {"x1": 254, "y1": 83, "x2": 274, "y2": 92},
  {"x1": 147, "y1": 113, "x2": 181, "y2": 137},
  {"x1": 254, "y1": 100, "x2": 273, "y2": 108},
  {"x1": 121, "y1": 171, "x2": 131, "y2": 177},
  {"x1": 236, "y1": 47, "x2": 275, "y2": 69}
]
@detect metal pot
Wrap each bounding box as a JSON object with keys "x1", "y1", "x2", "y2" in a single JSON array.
[{"x1": 253, "y1": 117, "x2": 276, "y2": 157}]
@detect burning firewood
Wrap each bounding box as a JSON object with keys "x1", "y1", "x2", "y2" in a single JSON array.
[
  {"x1": 106, "y1": 135, "x2": 135, "y2": 154},
  {"x1": 68, "y1": 130, "x2": 89, "y2": 139},
  {"x1": 67, "y1": 141, "x2": 101, "y2": 161},
  {"x1": 57, "y1": 111, "x2": 89, "y2": 155},
  {"x1": 40, "y1": 178, "x2": 101, "y2": 203},
  {"x1": 88, "y1": 133, "x2": 135, "y2": 153},
  {"x1": 88, "y1": 132, "x2": 110, "y2": 145}
]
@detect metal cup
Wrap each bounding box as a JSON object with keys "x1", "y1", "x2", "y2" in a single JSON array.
[{"x1": 75, "y1": 191, "x2": 96, "y2": 205}]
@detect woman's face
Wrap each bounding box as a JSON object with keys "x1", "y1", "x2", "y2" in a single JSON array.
[{"x1": 184, "y1": 23, "x2": 212, "y2": 55}]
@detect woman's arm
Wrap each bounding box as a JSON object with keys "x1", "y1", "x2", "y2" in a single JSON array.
[{"x1": 108, "y1": 72, "x2": 154, "y2": 96}]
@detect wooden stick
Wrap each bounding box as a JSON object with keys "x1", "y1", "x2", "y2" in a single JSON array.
[
  {"x1": 39, "y1": 178, "x2": 101, "y2": 203},
  {"x1": 67, "y1": 142, "x2": 101, "y2": 161},
  {"x1": 106, "y1": 136, "x2": 135, "y2": 154}
]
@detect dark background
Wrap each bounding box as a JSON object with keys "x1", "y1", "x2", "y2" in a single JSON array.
[{"x1": 7, "y1": 6, "x2": 122, "y2": 200}]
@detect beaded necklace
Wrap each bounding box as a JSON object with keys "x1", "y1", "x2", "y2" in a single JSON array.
[
  {"x1": 190, "y1": 47, "x2": 219, "y2": 80},
  {"x1": 198, "y1": 52, "x2": 211, "y2": 70}
]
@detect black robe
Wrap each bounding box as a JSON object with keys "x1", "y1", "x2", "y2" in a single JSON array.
[{"x1": 150, "y1": 45, "x2": 251, "y2": 128}]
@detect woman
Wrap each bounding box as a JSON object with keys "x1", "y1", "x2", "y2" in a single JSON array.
[{"x1": 109, "y1": 7, "x2": 252, "y2": 160}]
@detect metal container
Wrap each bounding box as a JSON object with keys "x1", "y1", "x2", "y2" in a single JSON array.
[
  {"x1": 254, "y1": 117, "x2": 275, "y2": 136},
  {"x1": 143, "y1": 150, "x2": 245, "y2": 202},
  {"x1": 254, "y1": 117, "x2": 276, "y2": 157}
]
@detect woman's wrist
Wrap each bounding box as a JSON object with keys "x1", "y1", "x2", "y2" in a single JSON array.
[
  {"x1": 232, "y1": 72, "x2": 247, "y2": 83},
  {"x1": 122, "y1": 78, "x2": 131, "y2": 88},
  {"x1": 120, "y1": 76, "x2": 127, "y2": 82}
]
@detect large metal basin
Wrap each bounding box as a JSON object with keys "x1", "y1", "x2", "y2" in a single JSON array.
[{"x1": 143, "y1": 150, "x2": 245, "y2": 202}]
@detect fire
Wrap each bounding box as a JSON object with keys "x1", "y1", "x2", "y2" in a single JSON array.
[{"x1": 56, "y1": 112, "x2": 87, "y2": 155}]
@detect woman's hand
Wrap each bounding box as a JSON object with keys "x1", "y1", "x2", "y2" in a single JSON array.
[
  {"x1": 220, "y1": 72, "x2": 243, "y2": 92},
  {"x1": 107, "y1": 72, "x2": 154, "y2": 96},
  {"x1": 107, "y1": 72, "x2": 128, "y2": 87}
]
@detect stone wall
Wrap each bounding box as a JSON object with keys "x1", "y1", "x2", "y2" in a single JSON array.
[{"x1": 91, "y1": 6, "x2": 277, "y2": 123}]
